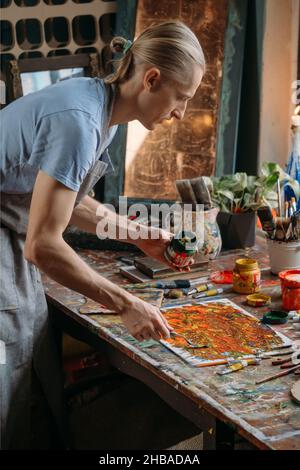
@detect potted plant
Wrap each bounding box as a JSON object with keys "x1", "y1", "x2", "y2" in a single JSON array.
[{"x1": 203, "y1": 163, "x2": 300, "y2": 249}]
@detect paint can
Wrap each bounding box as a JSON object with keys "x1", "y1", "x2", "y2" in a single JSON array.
[
  {"x1": 261, "y1": 310, "x2": 288, "y2": 325},
  {"x1": 164, "y1": 230, "x2": 198, "y2": 268},
  {"x1": 279, "y1": 270, "x2": 300, "y2": 310},
  {"x1": 232, "y1": 258, "x2": 261, "y2": 294},
  {"x1": 266, "y1": 238, "x2": 300, "y2": 275}
]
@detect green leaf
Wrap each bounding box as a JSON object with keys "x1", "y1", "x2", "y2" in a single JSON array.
[
  {"x1": 208, "y1": 162, "x2": 299, "y2": 213},
  {"x1": 217, "y1": 189, "x2": 235, "y2": 200}
]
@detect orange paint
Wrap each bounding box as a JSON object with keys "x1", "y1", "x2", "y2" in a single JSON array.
[
  {"x1": 279, "y1": 270, "x2": 300, "y2": 310},
  {"x1": 163, "y1": 302, "x2": 283, "y2": 364}
]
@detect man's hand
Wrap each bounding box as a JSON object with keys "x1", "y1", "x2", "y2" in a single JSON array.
[
  {"x1": 121, "y1": 296, "x2": 172, "y2": 341},
  {"x1": 70, "y1": 199, "x2": 194, "y2": 271},
  {"x1": 134, "y1": 226, "x2": 194, "y2": 272}
]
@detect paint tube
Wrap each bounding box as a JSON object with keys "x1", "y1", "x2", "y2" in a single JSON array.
[
  {"x1": 185, "y1": 282, "x2": 214, "y2": 296},
  {"x1": 193, "y1": 288, "x2": 223, "y2": 299},
  {"x1": 217, "y1": 358, "x2": 261, "y2": 375},
  {"x1": 217, "y1": 361, "x2": 249, "y2": 375}
]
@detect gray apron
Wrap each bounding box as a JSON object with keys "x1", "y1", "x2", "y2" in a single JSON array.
[{"x1": 0, "y1": 158, "x2": 108, "y2": 449}]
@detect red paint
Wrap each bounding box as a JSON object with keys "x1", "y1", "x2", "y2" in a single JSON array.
[
  {"x1": 279, "y1": 269, "x2": 300, "y2": 310},
  {"x1": 210, "y1": 270, "x2": 233, "y2": 284}
]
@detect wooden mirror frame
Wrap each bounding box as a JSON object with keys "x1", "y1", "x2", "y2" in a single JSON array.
[{"x1": 6, "y1": 52, "x2": 102, "y2": 103}]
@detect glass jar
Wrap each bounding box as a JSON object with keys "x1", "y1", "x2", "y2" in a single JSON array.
[
  {"x1": 233, "y1": 258, "x2": 261, "y2": 294},
  {"x1": 201, "y1": 207, "x2": 222, "y2": 260}
]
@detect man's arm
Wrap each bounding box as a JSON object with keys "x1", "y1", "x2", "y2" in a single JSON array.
[
  {"x1": 70, "y1": 195, "x2": 191, "y2": 270},
  {"x1": 69, "y1": 195, "x2": 140, "y2": 242},
  {"x1": 24, "y1": 171, "x2": 171, "y2": 341}
]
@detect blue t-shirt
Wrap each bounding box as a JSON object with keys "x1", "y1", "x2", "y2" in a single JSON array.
[{"x1": 0, "y1": 77, "x2": 117, "y2": 193}]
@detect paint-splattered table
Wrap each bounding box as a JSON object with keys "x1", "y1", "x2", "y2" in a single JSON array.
[{"x1": 43, "y1": 233, "x2": 300, "y2": 450}]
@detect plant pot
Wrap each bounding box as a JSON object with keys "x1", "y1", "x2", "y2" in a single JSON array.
[
  {"x1": 216, "y1": 211, "x2": 256, "y2": 249},
  {"x1": 267, "y1": 239, "x2": 300, "y2": 274}
]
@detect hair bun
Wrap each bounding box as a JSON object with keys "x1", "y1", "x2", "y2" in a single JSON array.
[{"x1": 110, "y1": 37, "x2": 127, "y2": 54}]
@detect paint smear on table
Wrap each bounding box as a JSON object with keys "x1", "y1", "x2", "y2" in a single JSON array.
[{"x1": 79, "y1": 288, "x2": 164, "y2": 314}]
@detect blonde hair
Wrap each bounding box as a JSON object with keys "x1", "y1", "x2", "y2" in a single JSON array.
[{"x1": 104, "y1": 21, "x2": 205, "y2": 85}]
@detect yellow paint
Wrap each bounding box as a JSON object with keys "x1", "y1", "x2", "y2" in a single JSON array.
[
  {"x1": 233, "y1": 258, "x2": 261, "y2": 294},
  {"x1": 246, "y1": 293, "x2": 271, "y2": 307}
]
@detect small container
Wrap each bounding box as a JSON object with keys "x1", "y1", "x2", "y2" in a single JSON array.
[
  {"x1": 266, "y1": 239, "x2": 300, "y2": 274},
  {"x1": 279, "y1": 269, "x2": 300, "y2": 310},
  {"x1": 233, "y1": 258, "x2": 261, "y2": 294},
  {"x1": 164, "y1": 230, "x2": 198, "y2": 268},
  {"x1": 261, "y1": 310, "x2": 288, "y2": 325},
  {"x1": 246, "y1": 293, "x2": 271, "y2": 307}
]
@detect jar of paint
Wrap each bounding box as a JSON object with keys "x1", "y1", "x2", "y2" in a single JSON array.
[
  {"x1": 233, "y1": 258, "x2": 261, "y2": 294},
  {"x1": 164, "y1": 230, "x2": 198, "y2": 268},
  {"x1": 279, "y1": 270, "x2": 300, "y2": 310}
]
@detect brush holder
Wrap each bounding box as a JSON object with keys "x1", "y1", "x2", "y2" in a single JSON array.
[{"x1": 267, "y1": 238, "x2": 300, "y2": 274}]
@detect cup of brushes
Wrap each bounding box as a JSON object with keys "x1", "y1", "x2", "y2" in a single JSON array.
[
  {"x1": 175, "y1": 177, "x2": 222, "y2": 260},
  {"x1": 257, "y1": 188, "x2": 300, "y2": 274}
]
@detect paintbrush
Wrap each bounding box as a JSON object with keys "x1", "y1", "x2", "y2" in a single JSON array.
[
  {"x1": 291, "y1": 197, "x2": 297, "y2": 213},
  {"x1": 277, "y1": 178, "x2": 282, "y2": 218},
  {"x1": 285, "y1": 220, "x2": 293, "y2": 240},
  {"x1": 189, "y1": 177, "x2": 212, "y2": 209},
  {"x1": 170, "y1": 331, "x2": 208, "y2": 348},
  {"x1": 124, "y1": 277, "x2": 210, "y2": 290},
  {"x1": 259, "y1": 349, "x2": 293, "y2": 359},
  {"x1": 291, "y1": 210, "x2": 300, "y2": 240},
  {"x1": 256, "y1": 363, "x2": 300, "y2": 384},
  {"x1": 284, "y1": 201, "x2": 289, "y2": 218},
  {"x1": 274, "y1": 217, "x2": 286, "y2": 241},
  {"x1": 175, "y1": 179, "x2": 198, "y2": 207},
  {"x1": 194, "y1": 355, "x2": 257, "y2": 368},
  {"x1": 257, "y1": 206, "x2": 276, "y2": 238}
]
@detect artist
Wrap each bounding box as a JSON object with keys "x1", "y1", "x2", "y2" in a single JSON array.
[{"x1": 0, "y1": 21, "x2": 205, "y2": 448}]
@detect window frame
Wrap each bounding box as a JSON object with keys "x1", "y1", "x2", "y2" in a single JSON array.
[{"x1": 6, "y1": 52, "x2": 103, "y2": 102}]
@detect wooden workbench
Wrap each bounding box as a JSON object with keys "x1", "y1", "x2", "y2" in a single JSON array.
[{"x1": 42, "y1": 234, "x2": 300, "y2": 450}]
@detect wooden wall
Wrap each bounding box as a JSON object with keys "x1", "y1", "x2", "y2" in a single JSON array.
[{"x1": 124, "y1": 0, "x2": 228, "y2": 200}]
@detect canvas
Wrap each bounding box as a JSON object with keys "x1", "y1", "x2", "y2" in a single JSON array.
[{"x1": 160, "y1": 299, "x2": 291, "y2": 367}]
